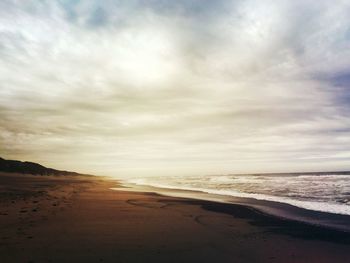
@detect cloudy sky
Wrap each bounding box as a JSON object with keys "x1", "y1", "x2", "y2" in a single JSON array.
[{"x1": 1, "y1": 0, "x2": 350, "y2": 177}]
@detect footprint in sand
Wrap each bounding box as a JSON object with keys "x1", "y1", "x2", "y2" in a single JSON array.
[{"x1": 126, "y1": 199, "x2": 168, "y2": 209}]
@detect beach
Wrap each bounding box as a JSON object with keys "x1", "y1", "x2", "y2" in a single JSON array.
[{"x1": 1, "y1": 172, "x2": 350, "y2": 263}]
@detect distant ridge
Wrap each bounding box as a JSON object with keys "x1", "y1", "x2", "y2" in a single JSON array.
[{"x1": 0, "y1": 157, "x2": 79, "y2": 176}]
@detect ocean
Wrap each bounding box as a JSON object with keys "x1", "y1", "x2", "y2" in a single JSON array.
[{"x1": 127, "y1": 173, "x2": 350, "y2": 216}]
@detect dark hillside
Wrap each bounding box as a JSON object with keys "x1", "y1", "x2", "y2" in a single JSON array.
[{"x1": 0, "y1": 157, "x2": 79, "y2": 176}]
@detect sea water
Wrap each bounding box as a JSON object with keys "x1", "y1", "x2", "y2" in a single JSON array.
[{"x1": 127, "y1": 173, "x2": 350, "y2": 215}]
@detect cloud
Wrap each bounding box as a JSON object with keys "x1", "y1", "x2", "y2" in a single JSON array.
[{"x1": 1, "y1": 0, "x2": 350, "y2": 176}]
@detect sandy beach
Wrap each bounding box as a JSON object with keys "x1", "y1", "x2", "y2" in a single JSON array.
[{"x1": 1, "y1": 172, "x2": 350, "y2": 263}]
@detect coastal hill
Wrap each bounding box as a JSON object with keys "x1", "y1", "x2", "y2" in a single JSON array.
[{"x1": 0, "y1": 157, "x2": 79, "y2": 176}]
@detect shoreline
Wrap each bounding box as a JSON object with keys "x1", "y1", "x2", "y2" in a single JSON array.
[
  {"x1": 117, "y1": 182, "x2": 350, "y2": 234},
  {"x1": 126, "y1": 174, "x2": 350, "y2": 216},
  {"x1": 1, "y1": 172, "x2": 350, "y2": 262}
]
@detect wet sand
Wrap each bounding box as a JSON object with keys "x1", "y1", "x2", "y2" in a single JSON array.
[{"x1": 1, "y1": 172, "x2": 350, "y2": 263}]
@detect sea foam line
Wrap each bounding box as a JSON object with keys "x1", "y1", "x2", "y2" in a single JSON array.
[{"x1": 127, "y1": 178, "x2": 350, "y2": 216}]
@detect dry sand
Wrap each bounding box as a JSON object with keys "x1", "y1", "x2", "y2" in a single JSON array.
[{"x1": 0, "y1": 172, "x2": 349, "y2": 263}]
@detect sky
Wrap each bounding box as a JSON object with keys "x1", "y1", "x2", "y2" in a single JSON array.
[{"x1": 1, "y1": 0, "x2": 350, "y2": 177}]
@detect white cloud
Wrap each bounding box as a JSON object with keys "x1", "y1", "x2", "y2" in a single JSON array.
[{"x1": 1, "y1": 0, "x2": 350, "y2": 176}]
